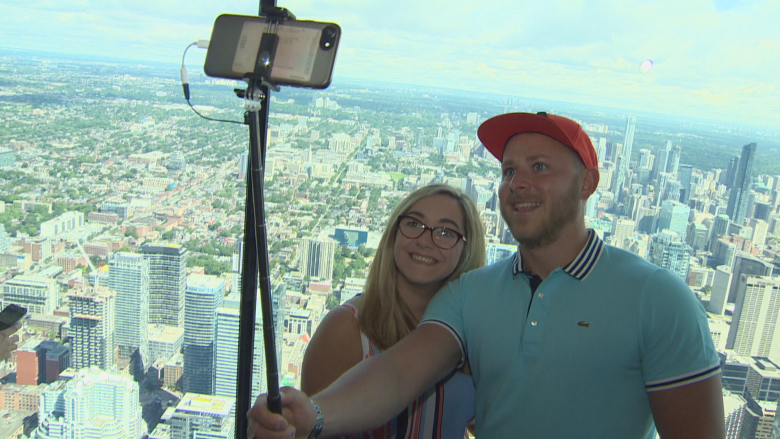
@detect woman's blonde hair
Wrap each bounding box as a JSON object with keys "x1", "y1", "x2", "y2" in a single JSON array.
[{"x1": 358, "y1": 184, "x2": 486, "y2": 350}]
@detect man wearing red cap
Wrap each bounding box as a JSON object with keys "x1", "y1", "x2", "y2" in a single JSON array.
[{"x1": 249, "y1": 112, "x2": 724, "y2": 439}]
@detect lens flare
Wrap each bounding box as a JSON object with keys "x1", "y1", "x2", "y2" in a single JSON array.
[{"x1": 640, "y1": 59, "x2": 653, "y2": 73}]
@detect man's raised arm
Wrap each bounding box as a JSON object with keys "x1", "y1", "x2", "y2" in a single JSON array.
[
  {"x1": 247, "y1": 323, "x2": 463, "y2": 439},
  {"x1": 648, "y1": 374, "x2": 725, "y2": 439}
]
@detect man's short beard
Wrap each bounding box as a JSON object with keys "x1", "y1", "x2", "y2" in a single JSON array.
[{"x1": 507, "y1": 177, "x2": 583, "y2": 250}]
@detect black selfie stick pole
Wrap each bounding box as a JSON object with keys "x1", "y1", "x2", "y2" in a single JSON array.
[{"x1": 236, "y1": 1, "x2": 295, "y2": 435}]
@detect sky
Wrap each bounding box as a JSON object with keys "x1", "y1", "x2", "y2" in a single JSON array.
[{"x1": 1, "y1": 0, "x2": 778, "y2": 128}]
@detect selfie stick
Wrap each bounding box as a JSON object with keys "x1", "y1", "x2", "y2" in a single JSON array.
[{"x1": 235, "y1": 0, "x2": 294, "y2": 433}]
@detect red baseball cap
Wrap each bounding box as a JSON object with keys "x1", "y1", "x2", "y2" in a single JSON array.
[{"x1": 477, "y1": 112, "x2": 598, "y2": 168}]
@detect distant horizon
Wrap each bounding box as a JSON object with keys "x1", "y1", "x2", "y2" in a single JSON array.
[
  {"x1": 3, "y1": 45, "x2": 779, "y2": 141},
  {"x1": 1, "y1": 0, "x2": 777, "y2": 128}
]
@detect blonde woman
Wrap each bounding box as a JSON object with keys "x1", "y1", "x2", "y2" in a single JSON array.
[{"x1": 301, "y1": 184, "x2": 486, "y2": 438}]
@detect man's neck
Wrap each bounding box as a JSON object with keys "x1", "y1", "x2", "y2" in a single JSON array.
[{"x1": 520, "y1": 226, "x2": 590, "y2": 280}]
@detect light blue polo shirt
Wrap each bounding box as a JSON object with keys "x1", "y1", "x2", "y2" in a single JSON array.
[{"x1": 422, "y1": 231, "x2": 720, "y2": 438}]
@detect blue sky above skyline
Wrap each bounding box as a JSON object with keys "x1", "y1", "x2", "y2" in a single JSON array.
[{"x1": 1, "y1": 0, "x2": 778, "y2": 129}]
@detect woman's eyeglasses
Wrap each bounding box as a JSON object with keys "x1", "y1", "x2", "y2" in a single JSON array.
[{"x1": 396, "y1": 215, "x2": 466, "y2": 250}]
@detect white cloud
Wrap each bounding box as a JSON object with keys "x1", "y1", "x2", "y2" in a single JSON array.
[{"x1": 0, "y1": 0, "x2": 777, "y2": 127}]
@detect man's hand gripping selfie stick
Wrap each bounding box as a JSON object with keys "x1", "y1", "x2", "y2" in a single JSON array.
[{"x1": 235, "y1": 1, "x2": 295, "y2": 432}]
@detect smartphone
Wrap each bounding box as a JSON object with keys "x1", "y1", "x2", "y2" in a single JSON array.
[
  {"x1": 204, "y1": 14, "x2": 341, "y2": 89},
  {"x1": 0, "y1": 304, "x2": 27, "y2": 331}
]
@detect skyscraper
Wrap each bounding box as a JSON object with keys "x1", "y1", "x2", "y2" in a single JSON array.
[
  {"x1": 726, "y1": 275, "x2": 780, "y2": 359},
  {"x1": 68, "y1": 287, "x2": 116, "y2": 371},
  {"x1": 657, "y1": 200, "x2": 690, "y2": 241},
  {"x1": 667, "y1": 144, "x2": 681, "y2": 175},
  {"x1": 622, "y1": 115, "x2": 636, "y2": 163},
  {"x1": 141, "y1": 244, "x2": 188, "y2": 328},
  {"x1": 727, "y1": 253, "x2": 774, "y2": 303},
  {"x1": 612, "y1": 154, "x2": 629, "y2": 204},
  {"x1": 638, "y1": 148, "x2": 653, "y2": 169},
  {"x1": 727, "y1": 143, "x2": 757, "y2": 225},
  {"x1": 653, "y1": 141, "x2": 672, "y2": 182},
  {"x1": 183, "y1": 274, "x2": 225, "y2": 395},
  {"x1": 109, "y1": 252, "x2": 150, "y2": 371},
  {"x1": 708, "y1": 265, "x2": 732, "y2": 315},
  {"x1": 299, "y1": 238, "x2": 335, "y2": 280},
  {"x1": 678, "y1": 164, "x2": 694, "y2": 204},
  {"x1": 214, "y1": 297, "x2": 240, "y2": 399},
  {"x1": 596, "y1": 137, "x2": 607, "y2": 164},
  {"x1": 214, "y1": 292, "x2": 281, "y2": 401},
  {"x1": 648, "y1": 230, "x2": 693, "y2": 280},
  {"x1": 610, "y1": 217, "x2": 636, "y2": 247},
  {"x1": 709, "y1": 214, "x2": 731, "y2": 252},
  {"x1": 35, "y1": 367, "x2": 146, "y2": 439}
]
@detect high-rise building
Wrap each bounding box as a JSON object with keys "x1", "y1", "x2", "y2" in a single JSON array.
[
  {"x1": 727, "y1": 253, "x2": 775, "y2": 303},
  {"x1": 585, "y1": 190, "x2": 601, "y2": 219},
  {"x1": 68, "y1": 287, "x2": 116, "y2": 371},
  {"x1": 737, "y1": 388, "x2": 777, "y2": 439},
  {"x1": 727, "y1": 143, "x2": 757, "y2": 225},
  {"x1": 416, "y1": 127, "x2": 424, "y2": 149},
  {"x1": 638, "y1": 148, "x2": 653, "y2": 169},
  {"x1": 648, "y1": 230, "x2": 693, "y2": 280},
  {"x1": 724, "y1": 156, "x2": 739, "y2": 188},
  {"x1": 678, "y1": 164, "x2": 694, "y2": 203},
  {"x1": 726, "y1": 275, "x2": 780, "y2": 358},
  {"x1": 709, "y1": 214, "x2": 731, "y2": 252},
  {"x1": 1, "y1": 275, "x2": 59, "y2": 315},
  {"x1": 622, "y1": 115, "x2": 636, "y2": 163},
  {"x1": 667, "y1": 144, "x2": 681, "y2": 175},
  {"x1": 237, "y1": 151, "x2": 248, "y2": 181},
  {"x1": 148, "y1": 324, "x2": 184, "y2": 364},
  {"x1": 657, "y1": 200, "x2": 690, "y2": 241},
  {"x1": 654, "y1": 172, "x2": 671, "y2": 208},
  {"x1": 612, "y1": 154, "x2": 629, "y2": 204},
  {"x1": 708, "y1": 265, "x2": 732, "y2": 315},
  {"x1": 752, "y1": 219, "x2": 769, "y2": 247},
  {"x1": 214, "y1": 297, "x2": 241, "y2": 399},
  {"x1": 298, "y1": 238, "x2": 335, "y2": 280},
  {"x1": 183, "y1": 274, "x2": 225, "y2": 395},
  {"x1": 652, "y1": 141, "x2": 672, "y2": 181},
  {"x1": 166, "y1": 393, "x2": 235, "y2": 439},
  {"x1": 596, "y1": 138, "x2": 607, "y2": 164},
  {"x1": 610, "y1": 217, "x2": 636, "y2": 246},
  {"x1": 0, "y1": 223, "x2": 11, "y2": 253},
  {"x1": 109, "y1": 252, "x2": 150, "y2": 371},
  {"x1": 743, "y1": 357, "x2": 780, "y2": 403},
  {"x1": 35, "y1": 367, "x2": 146, "y2": 439},
  {"x1": 686, "y1": 222, "x2": 708, "y2": 252},
  {"x1": 723, "y1": 391, "x2": 747, "y2": 439},
  {"x1": 214, "y1": 291, "x2": 283, "y2": 401},
  {"x1": 141, "y1": 244, "x2": 188, "y2": 328},
  {"x1": 714, "y1": 239, "x2": 738, "y2": 270}
]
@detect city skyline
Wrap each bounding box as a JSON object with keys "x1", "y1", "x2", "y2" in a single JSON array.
[
  {"x1": 1, "y1": 42, "x2": 780, "y2": 437},
  {"x1": 0, "y1": 0, "x2": 778, "y2": 128}
]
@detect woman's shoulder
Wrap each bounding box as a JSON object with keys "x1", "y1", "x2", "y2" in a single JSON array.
[{"x1": 318, "y1": 302, "x2": 361, "y2": 336}]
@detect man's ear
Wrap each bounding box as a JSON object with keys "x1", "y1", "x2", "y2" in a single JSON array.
[{"x1": 580, "y1": 167, "x2": 600, "y2": 200}]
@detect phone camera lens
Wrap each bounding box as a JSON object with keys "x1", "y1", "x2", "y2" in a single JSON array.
[{"x1": 320, "y1": 26, "x2": 338, "y2": 50}]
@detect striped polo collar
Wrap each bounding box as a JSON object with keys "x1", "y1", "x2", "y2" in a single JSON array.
[{"x1": 512, "y1": 229, "x2": 604, "y2": 280}]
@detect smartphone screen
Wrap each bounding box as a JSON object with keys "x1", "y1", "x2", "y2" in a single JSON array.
[{"x1": 0, "y1": 304, "x2": 27, "y2": 331}]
